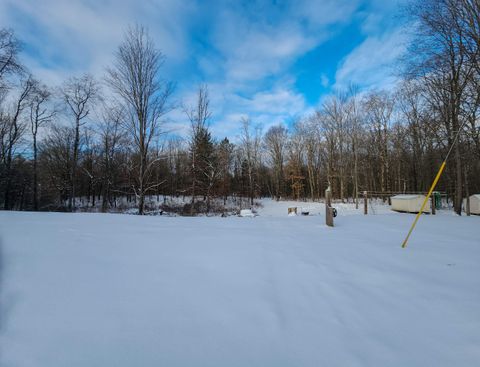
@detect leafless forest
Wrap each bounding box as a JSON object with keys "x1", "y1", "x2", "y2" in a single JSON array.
[{"x1": 0, "y1": 0, "x2": 479, "y2": 215}]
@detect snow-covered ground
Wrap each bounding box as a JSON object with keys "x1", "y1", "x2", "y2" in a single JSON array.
[{"x1": 0, "y1": 200, "x2": 479, "y2": 366}]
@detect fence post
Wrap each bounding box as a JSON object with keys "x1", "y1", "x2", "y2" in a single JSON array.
[
  {"x1": 363, "y1": 191, "x2": 368, "y2": 215},
  {"x1": 431, "y1": 195, "x2": 436, "y2": 215},
  {"x1": 325, "y1": 186, "x2": 334, "y2": 227}
]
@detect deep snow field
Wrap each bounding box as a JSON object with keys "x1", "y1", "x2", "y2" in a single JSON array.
[{"x1": 0, "y1": 199, "x2": 479, "y2": 366}]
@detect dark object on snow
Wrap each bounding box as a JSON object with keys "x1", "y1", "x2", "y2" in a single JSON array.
[{"x1": 332, "y1": 208, "x2": 337, "y2": 218}]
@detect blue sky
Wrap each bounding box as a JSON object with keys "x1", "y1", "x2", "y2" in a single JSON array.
[{"x1": 0, "y1": 0, "x2": 409, "y2": 138}]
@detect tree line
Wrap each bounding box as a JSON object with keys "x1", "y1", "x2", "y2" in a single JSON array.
[{"x1": 1, "y1": 0, "x2": 479, "y2": 215}]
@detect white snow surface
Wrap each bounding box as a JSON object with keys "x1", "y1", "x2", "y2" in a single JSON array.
[{"x1": 1, "y1": 200, "x2": 479, "y2": 366}]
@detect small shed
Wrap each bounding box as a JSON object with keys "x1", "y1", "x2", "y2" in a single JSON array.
[
  {"x1": 464, "y1": 194, "x2": 480, "y2": 215},
  {"x1": 391, "y1": 194, "x2": 430, "y2": 213}
]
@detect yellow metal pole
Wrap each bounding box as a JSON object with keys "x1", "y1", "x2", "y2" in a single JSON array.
[
  {"x1": 401, "y1": 161, "x2": 446, "y2": 248},
  {"x1": 401, "y1": 118, "x2": 467, "y2": 249}
]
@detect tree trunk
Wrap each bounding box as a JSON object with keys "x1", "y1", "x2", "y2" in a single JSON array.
[
  {"x1": 139, "y1": 156, "x2": 145, "y2": 215},
  {"x1": 464, "y1": 162, "x2": 470, "y2": 216},
  {"x1": 70, "y1": 117, "x2": 80, "y2": 212},
  {"x1": 3, "y1": 148, "x2": 13, "y2": 210},
  {"x1": 33, "y1": 132, "x2": 39, "y2": 211},
  {"x1": 354, "y1": 142, "x2": 359, "y2": 209},
  {"x1": 454, "y1": 133, "x2": 463, "y2": 215},
  {"x1": 101, "y1": 184, "x2": 108, "y2": 213}
]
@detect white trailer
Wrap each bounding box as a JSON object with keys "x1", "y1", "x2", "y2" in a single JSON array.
[{"x1": 391, "y1": 194, "x2": 431, "y2": 213}]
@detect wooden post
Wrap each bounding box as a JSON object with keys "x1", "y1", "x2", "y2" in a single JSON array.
[
  {"x1": 325, "y1": 186, "x2": 333, "y2": 227},
  {"x1": 431, "y1": 195, "x2": 436, "y2": 215},
  {"x1": 466, "y1": 196, "x2": 471, "y2": 216},
  {"x1": 363, "y1": 191, "x2": 368, "y2": 215}
]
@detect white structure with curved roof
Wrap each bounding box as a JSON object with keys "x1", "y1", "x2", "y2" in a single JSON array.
[
  {"x1": 464, "y1": 194, "x2": 480, "y2": 215},
  {"x1": 391, "y1": 194, "x2": 431, "y2": 213}
]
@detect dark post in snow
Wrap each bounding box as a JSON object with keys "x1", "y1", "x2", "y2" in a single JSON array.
[
  {"x1": 431, "y1": 195, "x2": 436, "y2": 215},
  {"x1": 325, "y1": 186, "x2": 334, "y2": 227},
  {"x1": 363, "y1": 191, "x2": 368, "y2": 215}
]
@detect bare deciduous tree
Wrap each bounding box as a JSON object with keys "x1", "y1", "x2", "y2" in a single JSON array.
[
  {"x1": 29, "y1": 80, "x2": 55, "y2": 210},
  {"x1": 106, "y1": 24, "x2": 173, "y2": 215},
  {"x1": 239, "y1": 117, "x2": 261, "y2": 206},
  {"x1": 363, "y1": 91, "x2": 394, "y2": 198},
  {"x1": 61, "y1": 74, "x2": 98, "y2": 211},
  {"x1": 1, "y1": 76, "x2": 34, "y2": 209},
  {"x1": 264, "y1": 124, "x2": 287, "y2": 200},
  {"x1": 98, "y1": 103, "x2": 125, "y2": 212}
]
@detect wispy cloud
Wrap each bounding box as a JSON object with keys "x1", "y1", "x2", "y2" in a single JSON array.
[
  {"x1": 334, "y1": 27, "x2": 408, "y2": 91},
  {"x1": 207, "y1": 0, "x2": 360, "y2": 84}
]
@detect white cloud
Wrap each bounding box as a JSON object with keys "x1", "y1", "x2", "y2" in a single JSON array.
[
  {"x1": 214, "y1": 83, "x2": 307, "y2": 139},
  {"x1": 334, "y1": 27, "x2": 408, "y2": 91},
  {"x1": 210, "y1": 113, "x2": 248, "y2": 141},
  {"x1": 214, "y1": 21, "x2": 317, "y2": 82},
  {"x1": 209, "y1": 0, "x2": 360, "y2": 84},
  {"x1": 245, "y1": 88, "x2": 305, "y2": 116},
  {"x1": 293, "y1": 0, "x2": 361, "y2": 28}
]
